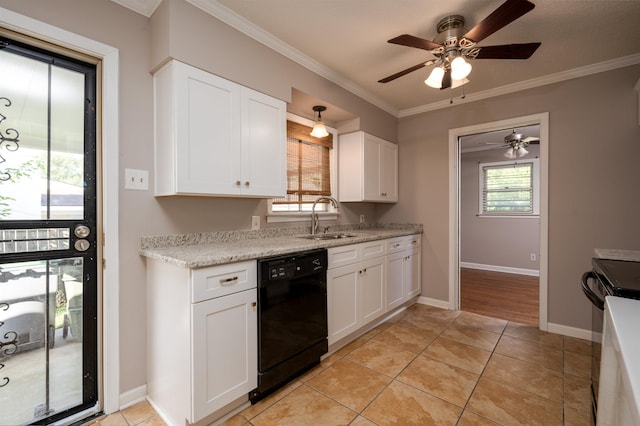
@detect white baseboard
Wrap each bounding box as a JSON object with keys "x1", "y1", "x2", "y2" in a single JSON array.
[
  {"x1": 417, "y1": 296, "x2": 452, "y2": 310},
  {"x1": 460, "y1": 262, "x2": 539, "y2": 277},
  {"x1": 119, "y1": 385, "x2": 147, "y2": 410},
  {"x1": 547, "y1": 322, "x2": 593, "y2": 342}
]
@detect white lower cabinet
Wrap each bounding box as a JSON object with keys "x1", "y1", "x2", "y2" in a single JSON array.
[
  {"x1": 191, "y1": 289, "x2": 257, "y2": 422},
  {"x1": 327, "y1": 240, "x2": 386, "y2": 345},
  {"x1": 146, "y1": 259, "x2": 257, "y2": 426},
  {"x1": 327, "y1": 236, "x2": 421, "y2": 346},
  {"x1": 327, "y1": 255, "x2": 385, "y2": 345},
  {"x1": 386, "y1": 236, "x2": 422, "y2": 311}
]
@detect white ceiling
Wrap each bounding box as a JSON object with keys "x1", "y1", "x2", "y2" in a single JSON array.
[{"x1": 113, "y1": 0, "x2": 640, "y2": 120}]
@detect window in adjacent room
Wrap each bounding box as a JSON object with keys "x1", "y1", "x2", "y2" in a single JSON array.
[
  {"x1": 478, "y1": 159, "x2": 539, "y2": 216},
  {"x1": 268, "y1": 118, "x2": 335, "y2": 220}
]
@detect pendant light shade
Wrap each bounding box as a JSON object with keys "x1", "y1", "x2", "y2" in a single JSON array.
[{"x1": 310, "y1": 105, "x2": 329, "y2": 138}]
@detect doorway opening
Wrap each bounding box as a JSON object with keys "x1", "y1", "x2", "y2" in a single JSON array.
[{"x1": 448, "y1": 113, "x2": 549, "y2": 330}]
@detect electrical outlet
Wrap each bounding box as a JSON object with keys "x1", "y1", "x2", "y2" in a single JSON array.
[
  {"x1": 359, "y1": 214, "x2": 365, "y2": 223},
  {"x1": 251, "y1": 215, "x2": 260, "y2": 230},
  {"x1": 124, "y1": 168, "x2": 149, "y2": 190},
  {"x1": 530, "y1": 253, "x2": 537, "y2": 261}
]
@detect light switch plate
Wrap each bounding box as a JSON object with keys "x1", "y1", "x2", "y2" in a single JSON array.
[
  {"x1": 125, "y1": 168, "x2": 149, "y2": 190},
  {"x1": 251, "y1": 216, "x2": 260, "y2": 230}
]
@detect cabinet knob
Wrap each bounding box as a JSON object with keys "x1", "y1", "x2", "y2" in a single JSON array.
[
  {"x1": 236, "y1": 180, "x2": 241, "y2": 186},
  {"x1": 245, "y1": 181, "x2": 250, "y2": 187}
]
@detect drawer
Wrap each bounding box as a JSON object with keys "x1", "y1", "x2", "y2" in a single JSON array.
[
  {"x1": 404, "y1": 234, "x2": 421, "y2": 249},
  {"x1": 386, "y1": 235, "x2": 421, "y2": 253},
  {"x1": 191, "y1": 260, "x2": 257, "y2": 303},
  {"x1": 328, "y1": 244, "x2": 361, "y2": 269},
  {"x1": 361, "y1": 240, "x2": 385, "y2": 259},
  {"x1": 386, "y1": 238, "x2": 405, "y2": 254}
]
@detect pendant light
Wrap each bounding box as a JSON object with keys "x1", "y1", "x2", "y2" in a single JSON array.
[{"x1": 310, "y1": 105, "x2": 329, "y2": 138}]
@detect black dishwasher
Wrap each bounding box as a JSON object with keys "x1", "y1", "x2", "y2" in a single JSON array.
[{"x1": 250, "y1": 248, "x2": 328, "y2": 403}]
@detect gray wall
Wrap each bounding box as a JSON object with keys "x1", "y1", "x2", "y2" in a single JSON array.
[
  {"x1": 379, "y1": 64, "x2": 640, "y2": 330},
  {"x1": 460, "y1": 146, "x2": 540, "y2": 271}
]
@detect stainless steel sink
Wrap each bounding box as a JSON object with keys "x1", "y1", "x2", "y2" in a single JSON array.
[{"x1": 297, "y1": 233, "x2": 356, "y2": 241}]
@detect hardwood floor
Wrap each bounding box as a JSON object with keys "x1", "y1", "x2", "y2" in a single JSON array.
[{"x1": 460, "y1": 267, "x2": 539, "y2": 325}]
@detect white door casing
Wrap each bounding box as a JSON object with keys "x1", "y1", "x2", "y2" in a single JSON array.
[
  {"x1": 448, "y1": 112, "x2": 549, "y2": 330},
  {"x1": 0, "y1": 7, "x2": 120, "y2": 414}
]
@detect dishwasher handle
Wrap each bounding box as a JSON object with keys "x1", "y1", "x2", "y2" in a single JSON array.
[{"x1": 581, "y1": 271, "x2": 605, "y2": 311}]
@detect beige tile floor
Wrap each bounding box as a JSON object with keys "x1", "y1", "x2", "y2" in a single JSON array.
[{"x1": 94, "y1": 305, "x2": 592, "y2": 426}]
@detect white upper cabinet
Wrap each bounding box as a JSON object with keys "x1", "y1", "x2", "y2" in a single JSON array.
[
  {"x1": 154, "y1": 60, "x2": 286, "y2": 197},
  {"x1": 338, "y1": 131, "x2": 398, "y2": 202}
]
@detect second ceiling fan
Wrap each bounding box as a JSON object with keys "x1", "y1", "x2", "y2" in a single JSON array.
[{"x1": 379, "y1": 0, "x2": 541, "y2": 89}]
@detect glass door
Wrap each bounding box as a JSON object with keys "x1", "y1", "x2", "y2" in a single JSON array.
[{"x1": 0, "y1": 36, "x2": 98, "y2": 424}]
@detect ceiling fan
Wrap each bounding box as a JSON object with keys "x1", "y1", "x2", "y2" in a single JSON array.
[
  {"x1": 378, "y1": 0, "x2": 541, "y2": 89},
  {"x1": 483, "y1": 129, "x2": 539, "y2": 158}
]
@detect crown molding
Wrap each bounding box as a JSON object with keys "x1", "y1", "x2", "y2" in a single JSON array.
[
  {"x1": 185, "y1": 0, "x2": 400, "y2": 117},
  {"x1": 111, "y1": 0, "x2": 640, "y2": 119},
  {"x1": 110, "y1": 0, "x2": 161, "y2": 17},
  {"x1": 400, "y1": 53, "x2": 640, "y2": 117}
]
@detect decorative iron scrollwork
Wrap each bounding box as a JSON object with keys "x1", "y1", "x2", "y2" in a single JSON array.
[
  {"x1": 0, "y1": 302, "x2": 18, "y2": 387},
  {"x1": 0, "y1": 97, "x2": 21, "y2": 182}
]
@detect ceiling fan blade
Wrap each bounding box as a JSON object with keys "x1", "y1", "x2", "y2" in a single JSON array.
[
  {"x1": 387, "y1": 34, "x2": 443, "y2": 51},
  {"x1": 378, "y1": 60, "x2": 435, "y2": 83},
  {"x1": 463, "y1": 0, "x2": 535, "y2": 44},
  {"x1": 440, "y1": 68, "x2": 452, "y2": 90},
  {"x1": 474, "y1": 43, "x2": 541, "y2": 59},
  {"x1": 523, "y1": 136, "x2": 539, "y2": 143}
]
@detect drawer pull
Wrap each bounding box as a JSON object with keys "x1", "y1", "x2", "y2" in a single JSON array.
[
  {"x1": 220, "y1": 276, "x2": 239, "y2": 285},
  {"x1": 392, "y1": 243, "x2": 401, "y2": 248}
]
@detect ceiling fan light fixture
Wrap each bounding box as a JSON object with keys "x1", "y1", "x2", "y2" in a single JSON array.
[
  {"x1": 504, "y1": 147, "x2": 517, "y2": 159},
  {"x1": 310, "y1": 105, "x2": 329, "y2": 138},
  {"x1": 451, "y1": 77, "x2": 470, "y2": 89},
  {"x1": 425, "y1": 66, "x2": 445, "y2": 88},
  {"x1": 517, "y1": 146, "x2": 529, "y2": 157},
  {"x1": 450, "y1": 56, "x2": 472, "y2": 80}
]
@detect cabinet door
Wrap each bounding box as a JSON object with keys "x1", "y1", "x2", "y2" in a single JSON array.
[
  {"x1": 327, "y1": 264, "x2": 359, "y2": 345},
  {"x1": 386, "y1": 251, "x2": 406, "y2": 311},
  {"x1": 405, "y1": 247, "x2": 422, "y2": 299},
  {"x1": 380, "y1": 141, "x2": 398, "y2": 202},
  {"x1": 191, "y1": 289, "x2": 257, "y2": 422},
  {"x1": 240, "y1": 88, "x2": 286, "y2": 197},
  {"x1": 362, "y1": 134, "x2": 382, "y2": 201},
  {"x1": 361, "y1": 257, "x2": 386, "y2": 324},
  {"x1": 173, "y1": 62, "x2": 241, "y2": 195}
]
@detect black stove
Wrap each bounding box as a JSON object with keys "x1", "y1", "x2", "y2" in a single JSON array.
[
  {"x1": 592, "y1": 258, "x2": 640, "y2": 299},
  {"x1": 581, "y1": 257, "x2": 640, "y2": 425}
]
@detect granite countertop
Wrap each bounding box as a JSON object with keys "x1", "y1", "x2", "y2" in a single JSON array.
[{"x1": 139, "y1": 224, "x2": 422, "y2": 269}]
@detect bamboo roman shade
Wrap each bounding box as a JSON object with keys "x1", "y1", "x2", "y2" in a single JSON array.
[{"x1": 272, "y1": 121, "x2": 333, "y2": 209}]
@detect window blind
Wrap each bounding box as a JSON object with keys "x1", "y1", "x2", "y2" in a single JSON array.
[
  {"x1": 482, "y1": 162, "x2": 534, "y2": 214},
  {"x1": 272, "y1": 121, "x2": 332, "y2": 210}
]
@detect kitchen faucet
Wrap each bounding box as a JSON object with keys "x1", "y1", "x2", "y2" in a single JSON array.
[{"x1": 311, "y1": 196, "x2": 338, "y2": 235}]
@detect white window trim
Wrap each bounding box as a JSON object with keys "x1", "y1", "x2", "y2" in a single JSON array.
[
  {"x1": 267, "y1": 112, "x2": 338, "y2": 223},
  {"x1": 478, "y1": 158, "x2": 540, "y2": 217}
]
